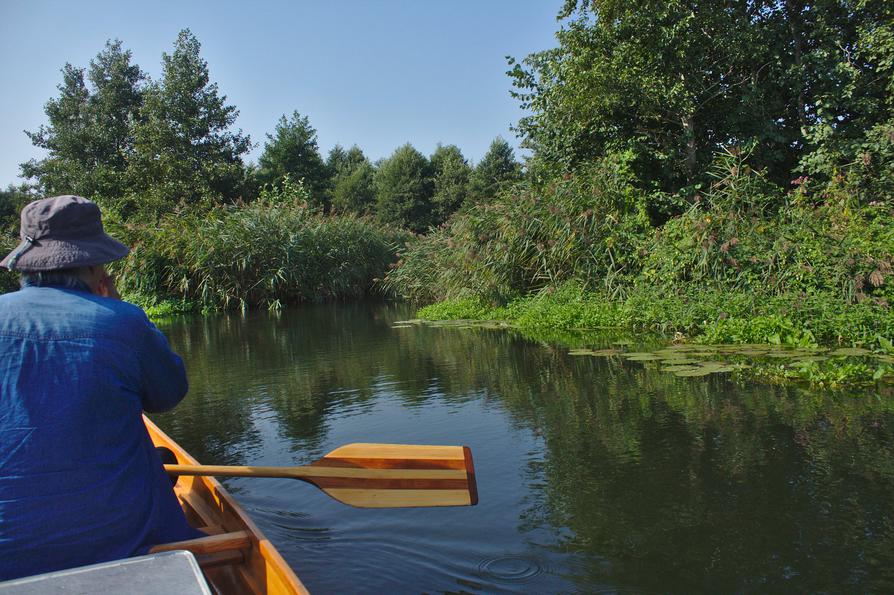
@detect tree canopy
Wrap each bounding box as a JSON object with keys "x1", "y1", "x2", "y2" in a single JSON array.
[
  {"x1": 22, "y1": 40, "x2": 144, "y2": 203},
  {"x1": 375, "y1": 144, "x2": 434, "y2": 232},
  {"x1": 510, "y1": 0, "x2": 894, "y2": 195},
  {"x1": 128, "y1": 29, "x2": 250, "y2": 215},
  {"x1": 468, "y1": 137, "x2": 522, "y2": 202},
  {"x1": 430, "y1": 144, "x2": 471, "y2": 225},
  {"x1": 257, "y1": 111, "x2": 328, "y2": 206}
]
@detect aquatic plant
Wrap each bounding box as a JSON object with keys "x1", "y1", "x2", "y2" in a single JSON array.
[{"x1": 111, "y1": 179, "x2": 409, "y2": 310}]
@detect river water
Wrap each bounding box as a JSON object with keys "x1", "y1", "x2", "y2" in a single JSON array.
[{"x1": 151, "y1": 303, "x2": 894, "y2": 593}]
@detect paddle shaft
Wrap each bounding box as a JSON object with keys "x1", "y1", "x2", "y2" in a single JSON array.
[
  {"x1": 161, "y1": 443, "x2": 478, "y2": 507},
  {"x1": 164, "y1": 464, "x2": 467, "y2": 481}
]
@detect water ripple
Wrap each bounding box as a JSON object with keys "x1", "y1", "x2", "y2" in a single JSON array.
[{"x1": 477, "y1": 555, "x2": 545, "y2": 583}]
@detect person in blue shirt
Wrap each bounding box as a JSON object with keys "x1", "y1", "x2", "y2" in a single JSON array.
[{"x1": 0, "y1": 195, "x2": 201, "y2": 580}]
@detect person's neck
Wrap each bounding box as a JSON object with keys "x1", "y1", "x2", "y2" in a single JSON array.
[{"x1": 21, "y1": 276, "x2": 94, "y2": 293}]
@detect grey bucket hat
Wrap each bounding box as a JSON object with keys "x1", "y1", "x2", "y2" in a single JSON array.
[{"x1": 0, "y1": 195, "x2": 129, "y2": 272}]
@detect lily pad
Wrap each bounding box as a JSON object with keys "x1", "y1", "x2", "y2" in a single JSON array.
[
  {"x1": 652, "y1": 350, "x2": 686, "y2": 358},
  {"x1": 698, "y1": 361, "x2": 730, "y2": 369},
  {"x1": 789, "y1": 355, "x2": 829, "y2": 363},
  {"x1": 661, "y1": 358, "x2": 703, "y2": 365},
  {"x1": 568, "y1": 349, "x2": 596, "y2": 356},
  {"x1": 662, "y1": 365, "x2": 700, "y2": 373},
  {"x1": 623, "y1": 353, "x2": 664, "y2": 361},
  {"x1": 591, "y1": 349, "x2": 623, "y2": 356},
  {"x1": 788, "y1": 360, "x2": 819, "y2": 368},
  {"x1": 729, "y1": 349, "x2": 769, "y2": 356},
  {"x1": 829, "y1": 347, "x2": 872, "y2": 356},
  {"x1": 877, "y1": 355, "x2": 894, "y2": 364},
  {"x1": 612, "y1": 340, "x2": 633, "y2": 346},
  {"x1": 674, "y1": 368, "x2": 714, "y2": 377}
]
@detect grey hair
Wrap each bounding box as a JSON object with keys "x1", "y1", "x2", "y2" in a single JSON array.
[{"x1": 20, "y1": 267, "x2": 93, "y2": 291}]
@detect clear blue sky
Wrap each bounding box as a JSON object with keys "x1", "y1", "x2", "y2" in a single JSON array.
[{"x1": 0, "y1": 0, "x2": 563, "y2": 188}]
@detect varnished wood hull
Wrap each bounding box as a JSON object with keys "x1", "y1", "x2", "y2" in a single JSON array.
[{"x1": 144, "y1": 415, "x2": 309, "y2": 594}]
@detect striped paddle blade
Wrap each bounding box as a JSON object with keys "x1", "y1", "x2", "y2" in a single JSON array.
[
  {"x1": 305, "y1": 443, "x2": 478, "y2": 508},
  {"x1": 164, "y1": 443, "x2": 479, "y2": 508}
]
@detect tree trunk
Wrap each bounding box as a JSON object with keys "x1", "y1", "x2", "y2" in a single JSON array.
[
  {"x1": 682, "y1": 115, "x2": 697, "y2": 179},
  {"x1": 785, "y1": 0, "x2": 810, "y2": 135}
]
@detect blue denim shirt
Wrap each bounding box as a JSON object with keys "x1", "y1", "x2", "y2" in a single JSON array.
[{"x1": 0, "y1": 286, "x2": 200, "y2": 579}]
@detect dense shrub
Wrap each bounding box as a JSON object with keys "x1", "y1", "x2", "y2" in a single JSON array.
[
  {"x1": 112, "y1": 179, "x2": 409, "y2": 310},
  {"x1": 383, "y1": 152, "x2": 651, "y2": 303},
  {"x1": 640, "y1": 150, "x2": 894, "y2": 306},
  {"x1": 0, "y1": 187, "x2": 33, "y2": 293},
  {"x1": 391, "y1": 148, "x2": 894, "y2": 351}
]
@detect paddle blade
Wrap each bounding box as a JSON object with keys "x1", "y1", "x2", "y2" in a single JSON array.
[{"x1": 305, "y1": 443, "x2": 478, "y2": 508}]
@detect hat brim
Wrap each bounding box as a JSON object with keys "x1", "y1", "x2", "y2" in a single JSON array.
[{"x1": 0, "y1": 233, "x2": 130, "y2": 272}]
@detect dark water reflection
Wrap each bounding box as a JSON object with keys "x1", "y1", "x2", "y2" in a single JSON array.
[{"x1": 151, "y1": 303, "x2": 894, "y2": 593}]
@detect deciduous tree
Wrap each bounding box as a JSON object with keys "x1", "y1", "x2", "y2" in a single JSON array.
[
  {"x1": 468, "y1": 137, "x2": 521, "y2": 203},
  {"x1": 430, "y1": 144, "x2": 471, "y2": 224},
  {"x1": 375, "y1": 144, "x2": 433, "y2": 232},
  {"x1": 128, "y1": 29, "x2": 250, "y2": 216},
  {"x1": 22, "y1": 40, "x2": 144, "y2": 204},
  {"x1": 257, "y1": 111, "x2": 328, "y2": 206}
]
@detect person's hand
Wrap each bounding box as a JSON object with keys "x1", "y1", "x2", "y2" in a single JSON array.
[{"x1": 98, "y1": 270, "x2": 121, "y2": 300}]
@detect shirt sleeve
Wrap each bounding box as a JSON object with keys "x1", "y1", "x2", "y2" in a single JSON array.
[{"x1": 138, "y1": 317, "x2": 189, "y2": 413}]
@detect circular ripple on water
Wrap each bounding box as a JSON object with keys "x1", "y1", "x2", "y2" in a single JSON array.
[{"x1": 478, "y1": 556, "x2": 544, "y2": 583}]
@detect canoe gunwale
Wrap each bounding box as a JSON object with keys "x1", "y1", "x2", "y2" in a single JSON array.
[{"x1": 143, "y1": 414, "x2": 308, "y2": 595}]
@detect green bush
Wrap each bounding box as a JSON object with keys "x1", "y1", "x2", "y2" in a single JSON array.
[
  {"x1": 641, "y1": 154, "x2": 894, "y2": 305},
  {"x1": 417, "y1": 297, "x2": 496, "y2": 321},
  {"x1": 385, "y1": 152, "x2": 651, "y2": 302},
  {"x1": 112, "y1": 180, "x2": 409, "y2": 310},
  {"x1": 388, "y1": 146, "x2": 894, "y2": 355}
]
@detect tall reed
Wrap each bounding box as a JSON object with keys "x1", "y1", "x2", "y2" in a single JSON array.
[{"x1": 113, "y1": 185, "x2": 409, "y2": 310}]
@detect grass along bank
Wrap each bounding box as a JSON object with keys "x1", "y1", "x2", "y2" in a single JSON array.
[
  {"x1": 415, "y1": 284, "x2": 894, "y2": 389},
  {"x1": 382, "y1": 146, "x2": 894, "y2": 390}
]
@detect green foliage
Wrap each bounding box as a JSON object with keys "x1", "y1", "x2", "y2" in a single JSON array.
[
  {"x1": 257, "y1": 111, "x2": 329, "y2": 206},
  {"x1": 124, "y1": 29, "x2": 250, "y2": 217},
  {"x1": 417, "y1": 297, "x2": 496, "y2": 321},
  {"x1": 429, "y1": 144, "x2": 471, "y2": 225},
  {"x1": 384, "y1": 151, "x2": 650, "y2": 302},
  {"x1": 113, "y1": 177, "x2": 409, "y2": 310},
  {"x1": 21, "y1": 32, "x2": 250, "y2": 221},
  {"x1": 0, "y1": 186, "x2": 34, "y2": 293},
  {"x1": 21, "y1": 40, "x2": 144, "y2": 204},
  {"x1": 327, "y1": 144, "x2": 368, "y2": 177},
  {"x1": 329, "y1": 146, "x2": 376, "y2": 215},
  {"x1": 699, "y1": 315, "x2": 814, "y2": 346},
  {"x1": 128, "y1": 296, "x2": 200, "y2": 320},
  {"x1": 416, "y1": 282, "x2": 894, "y2": 387},
  {"x1": 640, "y1": 150, "x2": 894, "y2": 307},
  {"x1": 500, "y1": 283, "x2": 621, "y2": 331},
  {"x1": 467, "y1": 137, "x2": 522, "y2": 203},
  {"x1": 332, "y1": 162, "x2": 376, "y2": 215},
  {"x1": 510, "y1": 2, "x2": 784, "y2": 188},
  {"x1": 511, "y1": 0, "x2": 894, "y2": 195},
  {"x1": 799, "y1": 2, "x2": 894, "y2": 196},
  {"x1": 374, "y1": 144, "x2": 434, "y2": 233},
  {"x1": 753, "y1": 358, "x2": 890, "y2": 391}
]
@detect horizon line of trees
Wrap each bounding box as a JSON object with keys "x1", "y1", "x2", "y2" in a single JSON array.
[{"x1": 12, "y1": 29, "x2": 524, "y2": 233}]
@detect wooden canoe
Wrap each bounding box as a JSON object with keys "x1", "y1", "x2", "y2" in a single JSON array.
[{"x1": 143, "y1": 415, "x2": 309, "y2": 594}]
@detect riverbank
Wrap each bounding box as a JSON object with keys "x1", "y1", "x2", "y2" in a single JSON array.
[{"x1": 415, "y1": 284, "x2": 894, "y2": 389}]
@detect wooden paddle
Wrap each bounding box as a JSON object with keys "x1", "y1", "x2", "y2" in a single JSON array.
[{"x1": 164, "y1": 443, "x2": 478, "y2": 508}]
